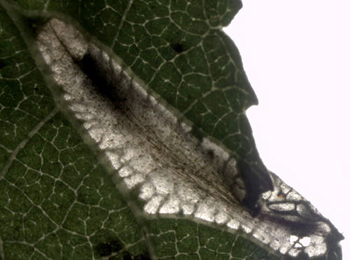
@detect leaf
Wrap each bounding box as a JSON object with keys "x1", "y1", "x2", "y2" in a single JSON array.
[{"x1": 0, "y1": 0, "x2": 343, "y2": 260}]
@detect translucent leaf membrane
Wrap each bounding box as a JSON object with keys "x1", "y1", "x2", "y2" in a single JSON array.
[{"x1": 36, "y1": 18, "x2": 343, "y2": 259}]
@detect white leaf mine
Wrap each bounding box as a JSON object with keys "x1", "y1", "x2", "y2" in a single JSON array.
[{"x1": 35, "y1": 18, "x2": 342, "y2": 258}]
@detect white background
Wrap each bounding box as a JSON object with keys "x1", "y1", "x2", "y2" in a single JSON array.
[{"x1": 225, "y1": 0, "x2": 349, "y2": 258}]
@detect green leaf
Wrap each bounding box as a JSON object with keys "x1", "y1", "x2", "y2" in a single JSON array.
[{"x1": 0, "y1": 0, "x2": 342, "y2": 260}]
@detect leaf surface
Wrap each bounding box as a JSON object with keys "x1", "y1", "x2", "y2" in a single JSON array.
[{"x1": 0, "y1": 0, "x2": 342, "y2": 259}]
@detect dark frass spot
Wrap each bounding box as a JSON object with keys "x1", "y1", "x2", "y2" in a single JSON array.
[
  {"x1": 206, "y1": 149, "x2": 215, "y2": 160},
  {"x1": 95, "y1": 239, "x2": 123, "y2": 257},
  {"x1": 170, "y1": 43, "x2": 185, "y2": 53},
  {"x1": 77, "y1": 53, "x2": 127, "y2": 106}
]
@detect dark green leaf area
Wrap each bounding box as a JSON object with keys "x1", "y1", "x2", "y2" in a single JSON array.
[
  {"x1": 176, "y1": 74, "x2": 211, "y2": 110},
  {"x1": 42, "y1": 0, "x2": 241, "y2": 37},
  {"x1": 168, "y1": 0, "x2": 242, "y2": 27},
  {"x1": 170, "y1": 11, "x2": 209, "y2": 35},
  {"x1": 147, "y1": 218, "x2": 279, "y2": 259},
  {"x1": 0, "y1": 14, "x2": 54, "y2": 160},
  {"x1": 204, "y1": 0, "x2": 242, "y2": 27},
  {"x1": 133, "y1": 254, "x2": 152, "y2": 260}
]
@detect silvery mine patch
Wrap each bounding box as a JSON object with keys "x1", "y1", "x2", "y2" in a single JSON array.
[{"x1": 36, "y1": 18, "x2": 342, "y2": 258}]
